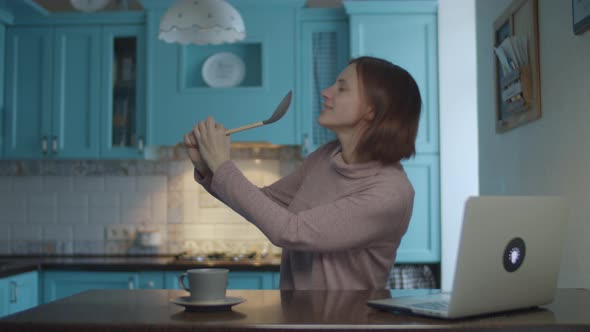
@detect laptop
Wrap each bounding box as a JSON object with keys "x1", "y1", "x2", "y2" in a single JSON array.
[{"x1": 368, "y1": 196, "x2": 568, "y2": 319}]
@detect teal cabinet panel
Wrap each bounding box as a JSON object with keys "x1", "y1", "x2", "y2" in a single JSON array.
[
  {"x1": 52, "y1": 26, "x2": 101, "y2": 158},
  {"x1": 100, "y1": 25, "x2": 146, "y2": 159},
  {"x1": 398, "y1": 155, "x2": 440, "y2": 263},
  {"x1": 344, "y1": 1, "x2": 440, "y2": 263},
  {"x1": 138, "y1": 271, "x2": 165, "y2": 289},
  {"x1": 165, "y1": 271, "x2": 277, "y2": 290},
  {"x1": 272, "y1": 272, "x2": 280, "y2": 289},
  {"x1": 3, "y1": 27, "x2": 52, "y2": 158},
  {"x1": 146, "y1": 5, "x2": 300, "y2": 146},
  {"x1": 42, "y1": 271, "x2": 138, "y2": 303},
  {"x1": 3, "y1": 23, "x2": 145, "y2": 160},
  {"x1": 0, "y1": 271, "x2": 39, "y2": 318},
  {"x1": 345, "y1": 2, "x2": 438, "y2": 154},
  {"x1": 298, "y1": 10, "x2": 349, "y2": 156},
  {"x1": 3, "y1": 26, "x2": 101, "y2": 159},
  {"x1": 7, "y1": 271, "x2": 39, "y2": 315},
  {"x1": 0, "y1": 24, "x2": 5, "y2": 157},
  {"x1": 164, "y1": 271, "x2": 183, "y2": 290},
  {"x1": 227, "y1": 272, "x2": 273, "y2": 290},
  {"x1": 0, "y1": 278, "x2": 7, "y2": 317}
]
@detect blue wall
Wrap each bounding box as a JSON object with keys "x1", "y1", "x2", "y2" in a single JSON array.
[{"x1": 145, "y1": 1, "x2": 305, "y2": 146}]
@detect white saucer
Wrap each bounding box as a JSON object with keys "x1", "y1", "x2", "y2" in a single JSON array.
[{"x1": 170, "y1": 296, "x2": 246, "y2": 312}]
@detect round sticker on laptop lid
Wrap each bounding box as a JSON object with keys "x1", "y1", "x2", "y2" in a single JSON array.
[{"x1": 503, "y1": 237, "x2": 526, "y2": 272}]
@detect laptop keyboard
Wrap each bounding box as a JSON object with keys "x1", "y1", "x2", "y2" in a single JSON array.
[{"x1": 411, "y1": 300, "x2": 449, "y2": 311}]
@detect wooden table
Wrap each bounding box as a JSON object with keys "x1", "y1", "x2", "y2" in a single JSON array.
[{"x1": 1, "y1": 289, "x2": 589, "y2": 331}]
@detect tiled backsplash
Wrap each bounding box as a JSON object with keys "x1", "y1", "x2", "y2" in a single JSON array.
[{"x1": 0, "y1": 148, "x2": 301, "y2": 256}]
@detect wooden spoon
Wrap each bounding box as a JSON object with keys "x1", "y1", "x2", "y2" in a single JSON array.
[{"x1": 225, "y1": 90, "x2": 293, "y2": 135}]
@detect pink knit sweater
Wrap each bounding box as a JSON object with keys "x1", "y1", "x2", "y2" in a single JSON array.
[{"x1": 195, "y1": 141, "x2": 414, "y2": 290}]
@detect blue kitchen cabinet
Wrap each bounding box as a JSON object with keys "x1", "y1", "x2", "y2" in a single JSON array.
[
  {"x1": 165, "y1": 271, "x2": 279, "y2": 290},
  {"x1": 398, "y1": 155, "x2": 440, "y2": 263},
  {"x1": 0, "y1": 271, "x2": 39, "y2": 318},
  {"x1": 227, "y1": 272, "x2": 274, "y2": 289},
  {"x1": 0, "y1": 23, "x2": 5, "y2": 158},
  {"x1": 0, "y1": 277, "x2": 7, "y2": 317},
  {"x1": 344, "y1": 1, "x2": 440, "y2": 263},
  {"x1": 3, "y1": 22, "x2": 146, "y2": 160},
  {"x1": 3, "y1": 26, "x2": 101, "y2": 159},
  {"x1": 344, "y1": 0, "x2": 439, "y2": 154},
  {"x1": 297, "y1": 9, "x2": 349, "y2": 157},
  {"x1": 272, "y1": 271, "x2": 281, "y2": 289},
  {"x1": 42, "y1": 271, "x2": 139, "y2": 304},
  {"x1": 138, "y1": 271, "x2": 165, "y2": 289},
  {"x1": 3, "y1": 27, "x2": 53, "y2": 159},
  {"x1": 100, "y1": 25, "x2": 147, "y2": 159}
]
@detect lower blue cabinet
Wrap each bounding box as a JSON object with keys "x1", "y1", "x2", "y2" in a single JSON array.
[
  {"x1": 0, "y1": 271, "x2": 39, "y2": 318},
  {"x1": 42, "y1": 270, "x2": 280, "y2": 304},
  {"x1": 42, "y1": 271, "x2": 139, "y2": 304},
  {"x1": 0, "y1": 278, "x2": 8, "y2": 317}
]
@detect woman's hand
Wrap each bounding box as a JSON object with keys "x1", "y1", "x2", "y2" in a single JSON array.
[
  {"x1": 183, "y1": 132, "x2": 211, "y2": 178},
  {"x1": 192, "y1": 116, "x2": 231, "y2": 173}
]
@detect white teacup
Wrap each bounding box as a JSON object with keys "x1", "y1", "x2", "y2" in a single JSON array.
[{"x1": 178, "y1": 268, "x2": 229, "y2": 302}]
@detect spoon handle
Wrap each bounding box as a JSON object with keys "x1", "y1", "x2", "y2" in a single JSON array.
[{"x1": 224, "y1": 121, "x2": 264, "y2": 135}]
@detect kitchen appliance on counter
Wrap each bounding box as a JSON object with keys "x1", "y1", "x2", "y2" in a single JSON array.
[
  {"x1": 174, "y1": 251, "x2": 258, "y2": 263},
  {"x1": 135, "y1": 228, "x2": 162, "y2": 248},
  {"x1": 175, "y1": 241, "x2": 280, "y2": 263}
]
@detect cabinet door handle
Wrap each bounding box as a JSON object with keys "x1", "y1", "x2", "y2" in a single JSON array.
[
  {"x1": 9, "y1": 281, "x2": 17, "y2": 303},
  {"x1": 42, "y1": 136, "x2": 48, "y2": 154},
  {"x1": 128, "y1": 277, "x2": 135, "y2": 290},
  {"x1": 137, "y1": 136, "x2": 144, "y2": 153},
  {"x1": 52, "y1": 136, "x2": 58, "y2": 154}
]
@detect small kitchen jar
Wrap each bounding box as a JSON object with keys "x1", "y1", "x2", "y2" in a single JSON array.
[{"x1": 136, "y1": 228, "x2": 162, "y2": 247}]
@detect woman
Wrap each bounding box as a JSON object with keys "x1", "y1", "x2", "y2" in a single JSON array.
[{"x1": 184, "y1": 56, "x2": 422, "y2": 290}]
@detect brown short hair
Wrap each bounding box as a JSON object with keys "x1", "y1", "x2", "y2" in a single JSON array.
[{"x1": 351, "y1": 56, "x2": 422, "y2": 165}]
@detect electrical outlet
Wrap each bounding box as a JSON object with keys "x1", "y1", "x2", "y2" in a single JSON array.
[{"x1": 105, "y1": 225, "x2": 136, "y2": 241}]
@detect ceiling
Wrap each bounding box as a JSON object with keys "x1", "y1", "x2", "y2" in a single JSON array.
[
  {"x1": 33, "y1": 0, "x2": 342, "y2": 12},
  {"x1": 33, "y1": 0, "x2": 143, "y2": 12}
]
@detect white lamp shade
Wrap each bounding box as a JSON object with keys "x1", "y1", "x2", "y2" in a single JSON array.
[{"x1": 159, "y1": 0, "x2": 246, "y2": 45}]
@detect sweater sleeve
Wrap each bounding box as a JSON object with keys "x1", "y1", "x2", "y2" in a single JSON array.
[
  {"x1": 258, "y1": 163, "x2": 305, "y2": 208},
  {"x1": 195, "y1": 163, "x2": 304, "y2": 210},
  {"x1": 210, "y1": 160, "x2": 413, "y2": 252}
]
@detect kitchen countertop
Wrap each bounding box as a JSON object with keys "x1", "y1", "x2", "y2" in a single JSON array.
[
  {"x1": 0, "y1": 255, "x2": 281, "y2": 278},
  {"x1": 1, "y1": 289, "x2": 589, "y2": 331}
]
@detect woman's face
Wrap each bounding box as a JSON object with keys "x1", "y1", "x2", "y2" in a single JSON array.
[{"x1": 318, "y1": 64, "x2": 371, "y2": 133}]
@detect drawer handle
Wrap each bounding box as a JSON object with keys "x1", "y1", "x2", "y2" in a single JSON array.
[
  {"x1": 128, "y1": 277, "x2": 135, "y2": 290},
  {"x1": 42, "y1": 136, "x2": 48, "y2": 154},
  {"x1": 138, "y1": 136, "x2": 144, "y2": 153},
  {"x1": 52, "y1": 136, "x2": 58, "y2": 154},
  {"x1": 9, "y1": 281, "x2": 18, "y2": 303}
]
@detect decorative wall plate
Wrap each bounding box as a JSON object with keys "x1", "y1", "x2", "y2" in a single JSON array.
[{"x1": 202, "y1": 52, "x2": 246, "y2": 88}]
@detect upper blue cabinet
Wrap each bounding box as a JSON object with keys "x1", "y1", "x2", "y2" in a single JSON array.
[
  {"x1": 0, "y1": 22, "x2": 6, "y2": 158},
  {"x1": 142, "y1": 0, "x2": 306, "y2": 146},
  {"x1": 297, "y1": 8, "x2": 349, "y2": 156},
  {"x1": 1, "y1": 7, "x2": 146, "y2": 159},
  {"x1": 4, "y1": 26, "x2": 101, "y2": 159},
  {"x1": 100, "y1": 25, "x2": 146, "y2": 159},
  {"x1": 344, "y1": 1, "x2": 440, "y2": 263},
  {"x1": 344, "y1": 0, "x2": 439, "y2": 154}
]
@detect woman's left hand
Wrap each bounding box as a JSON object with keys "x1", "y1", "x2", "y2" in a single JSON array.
[{"x1": 192, "y1": 116, "x2": 231, "y2": 173}]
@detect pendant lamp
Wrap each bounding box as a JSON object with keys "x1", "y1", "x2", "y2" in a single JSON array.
[{"x1": 159, "y1": 0, "x2": 246, "y2": 45}]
